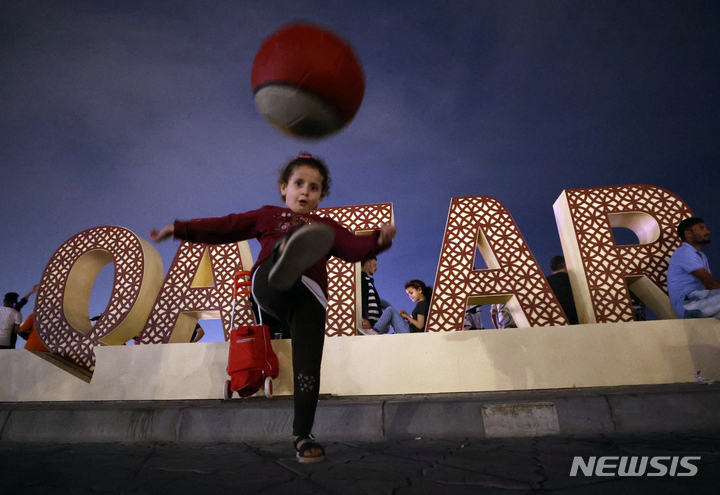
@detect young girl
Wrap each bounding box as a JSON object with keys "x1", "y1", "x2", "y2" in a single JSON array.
[
  {"x1": 150, "y1": 153, "x2": 396, "y2": 463},
  {"x1": 367, "y1": 279, "x2": 432, "y2": 334}
]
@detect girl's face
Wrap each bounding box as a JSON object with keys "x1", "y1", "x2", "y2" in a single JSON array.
[
  {"x1": 406, "y1": 287, "x2": 424, "y2": 302},
  {"x1": 280, "y1": 165, "x2": 324, "y2": 214}
]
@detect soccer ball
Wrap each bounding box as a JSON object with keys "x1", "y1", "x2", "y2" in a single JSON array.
[{"x1": 251, "y1": 23, "x2": 365, "y2": 139}]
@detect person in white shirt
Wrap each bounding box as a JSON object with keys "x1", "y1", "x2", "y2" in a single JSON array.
[{"x1": 0, "y1": 292, "x2": 23, "y2": 349}]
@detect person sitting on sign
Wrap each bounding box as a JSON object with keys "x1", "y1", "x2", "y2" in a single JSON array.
[
  {"x1": 491, "y1": 303, "x2": 516, "y2": 329},
  {"x1": 667, "y1": 217, "x2": 720, "y2": 319},
  {"x1": 546, "y1": 255, "x2": 579, "y2": 325},
  {"x1": 358, "y1": 256, "x2": 397, "y2": 334},
  {"x1": 0, "y1": 293, "x2": 22, "y2": 350},
  {"x1": 364, "y1": 279, "x2": 432, "y2": 334}
]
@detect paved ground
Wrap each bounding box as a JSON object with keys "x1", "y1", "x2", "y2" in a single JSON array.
[{"x1": 2, "y1": 432, "x2": 720, "y2": 494}]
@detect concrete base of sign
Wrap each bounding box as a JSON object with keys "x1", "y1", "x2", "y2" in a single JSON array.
[{"x1": 1, "y1": 319, "x2": 719, "y2": 402}]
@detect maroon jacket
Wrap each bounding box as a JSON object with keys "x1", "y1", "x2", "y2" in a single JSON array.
[{"x1": 174, "y1": 205, "x2": 390, "y2": 296}]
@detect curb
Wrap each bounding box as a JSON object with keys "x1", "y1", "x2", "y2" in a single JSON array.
[{"x1": 2, "y1": 383, "x2": 719, "y2": 443}]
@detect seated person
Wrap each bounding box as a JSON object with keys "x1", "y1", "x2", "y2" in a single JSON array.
[
  {"x1": 546, "y1": 255, "x2": 579, "y2": 325},
  {"x1": 363, "y1": 280, "x2": 432, "y2": 334},
  {"x1": 18, "y1": 313, "x2": 48, "y2": 352},
  {"x1": 1, "y1": 292, "x2": 22, "y2": 350},
  {"x1": 360, "y1": 256, "x2": 392, "y2": 332},
  {"x1": 463, "y1": 305, "x2": 484, "y2": 330},
  {"x1": 7, "y1": 285, "x2": 38, "y2": 349},
  {"x1": 667, "y1": 217, "x2": 720, "y2": 319},
  {"x1": 491, "y1": 303, "x2": 516, "y2": 329}
]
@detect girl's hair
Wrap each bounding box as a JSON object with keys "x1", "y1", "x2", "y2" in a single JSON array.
[
  {"x1": 404, "y1": 279, "x2": 432, "y2": 302},
  {"x1": 278, "y1": 152, "x2": 331, "y2": 201}
]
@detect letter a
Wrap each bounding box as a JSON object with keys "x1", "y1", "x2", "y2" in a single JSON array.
[
  {"x1": 427, "y1": 196, "x2": 569, "y2": 331},
  {"x1": 138, "y1": 240, "x2": 254, "y2": 343}
]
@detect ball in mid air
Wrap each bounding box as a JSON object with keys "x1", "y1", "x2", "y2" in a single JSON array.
[{"x1": 251, "y1": 23, "x2": 365, "y2": 139}]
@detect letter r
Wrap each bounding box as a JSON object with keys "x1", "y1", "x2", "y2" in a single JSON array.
[{"x1": 554, "y1": 185, "x2": 693, "y2": 323}]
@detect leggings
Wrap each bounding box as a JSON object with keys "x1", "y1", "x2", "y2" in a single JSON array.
[{"x1": 252, "y1": 258, "x2": 327, "y2": 438}]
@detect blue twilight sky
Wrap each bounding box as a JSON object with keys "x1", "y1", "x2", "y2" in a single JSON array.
[{"x1": 2, "y1": 1, "x2": 719, "y2": 343}]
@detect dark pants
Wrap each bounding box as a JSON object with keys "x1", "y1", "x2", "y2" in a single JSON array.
[{"x1": 252, "y1": 258, "x2": 327, "y2": 438}]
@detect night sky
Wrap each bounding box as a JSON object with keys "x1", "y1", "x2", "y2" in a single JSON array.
[{"x1": 2, "y1": 1, "x2": 719, "y2": 343}]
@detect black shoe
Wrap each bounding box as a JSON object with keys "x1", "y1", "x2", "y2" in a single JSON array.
[{"x1": 268, "y1": 223, "x2": 335, "y2": 291}]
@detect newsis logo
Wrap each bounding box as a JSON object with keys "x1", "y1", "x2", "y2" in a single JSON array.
[{"x1": 570, "y1": 456, "x2": 700, "y2": 477}]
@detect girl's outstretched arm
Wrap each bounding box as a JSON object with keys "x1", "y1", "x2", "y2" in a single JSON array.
[
  {"x1": 150, "y1": 224, "x2": 175, "y2": 242},
  {"x1": 328, "y1": 221, "x2": 395, "y2": 262}
]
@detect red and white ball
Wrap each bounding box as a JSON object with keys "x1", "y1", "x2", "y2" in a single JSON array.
[{"x1": 251, "y1": 23, "x2": 365, "y2": 139}]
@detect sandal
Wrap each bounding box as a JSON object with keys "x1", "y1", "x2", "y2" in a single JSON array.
[{"x1": 294, "y1": 436, "x2": 325, "y2": 464}]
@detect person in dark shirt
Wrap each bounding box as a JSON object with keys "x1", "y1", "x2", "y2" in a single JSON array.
[
  {"x1": 360, "y1": 257, "x2": 383, "y2": 329},
  {"x1": 358, "y1": 256, "x2": 398, "y2": 334},
  {"x1": 12, "y1": 285, "x2": 39, "y2": 313},
  {"x1": 401, "y1": 279, "x2": 432, "y2": 332},
  {"x1": 546, "y1": 255, "x2": 579, "y2": 325},
  {"x1": 370, "y1": 279, "x2": 432, "y2": 334}
]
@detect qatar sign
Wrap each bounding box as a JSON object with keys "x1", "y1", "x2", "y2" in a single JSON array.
[{"x1": 33, "y1": 185, "x2": 691, "y2": 372}]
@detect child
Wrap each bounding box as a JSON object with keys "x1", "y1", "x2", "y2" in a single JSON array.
[
  {"x1": 363, "y1": 279, "x2": 431, "y2": 334},
  {"x1": 150, "y1": 153, "x2": 395, "y2": 463}
]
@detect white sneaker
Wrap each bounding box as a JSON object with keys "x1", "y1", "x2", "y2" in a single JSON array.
[{"x1": 358, "y1": 327, "x2": 379, "y2": 335}]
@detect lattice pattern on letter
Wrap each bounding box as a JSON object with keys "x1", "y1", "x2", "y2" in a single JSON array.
[
  {"x1": 139, "y1": 241, "x2": 255, "y2": 343},
  {"x1": 35, "y1": 227, "x2": 148, "y2": 371},
  {"x1": 426, "y1": 197, "x2": 568, "y2": 332},
  {"x1": 316, "y1": 203, "x2": 394, "y2": 337},
  {"x1": 559, "y1": 185, "x2": 692, "y2": 323}
]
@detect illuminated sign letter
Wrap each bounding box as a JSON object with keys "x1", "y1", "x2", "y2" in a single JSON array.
[
  {"x1": 553, "y1": 185, "x2": 693, "y2": 323},
  {"x1": 426, "y1": 196, "x2": 569, "y2": 332},
  {"x1": 316, "y1": 203, "x2": 394, "y2": 336},
  {"x1": 35, "y1": 227, "x2": 163, "y2": 371},
  {"x1": 138, "y1": 241, "x2": 255, "y2": 343}
]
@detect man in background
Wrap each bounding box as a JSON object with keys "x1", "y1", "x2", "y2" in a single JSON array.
[
  {"x1": 667, "y1": 217, "x2": 720, "y2": 319},
  {"x1": 0, "y1": 293, "x2": 22, "y2": 349},
  {"x1": 546, "y1": 255, "x2": 579, "y2": 325}
]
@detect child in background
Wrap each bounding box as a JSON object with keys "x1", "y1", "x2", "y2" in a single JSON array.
[
  {"x1": 150, "y1": 153, "x2": 395, "y2": 463},
  {"x1": 366, "y1": 279, "x2": 431, "y2": 334}
]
